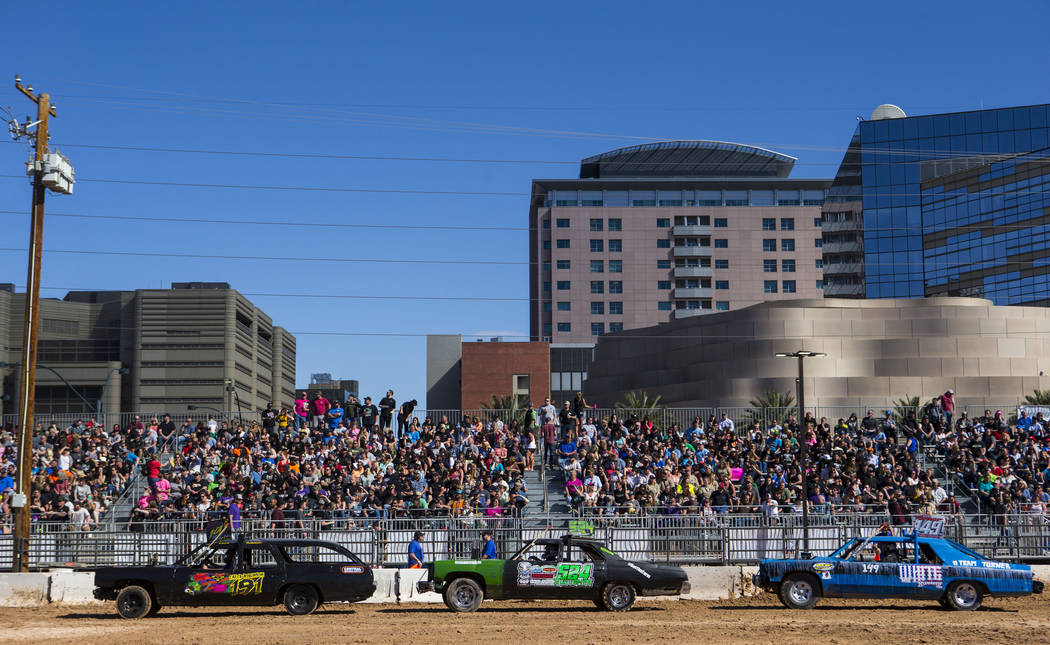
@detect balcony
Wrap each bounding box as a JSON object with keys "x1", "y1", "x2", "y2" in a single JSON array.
[
  {"x1": 673, "y1": 246, "x2": 713, "y2": 257},
  {"x1": 821, "y1": 240, "x2": 862, "y2": 254},
  {"x1": 823, "y1": 282, "x2": 865, "y2": 297},
  {"x1": 674, "y1": 287, "x2": 713, "y2": 299},
  {"x1": 820, "y1": 219, "x2": 862, "y2": 233},
  {"x1": 673, "y1": 266, "x2": 713, "y2": 279},
  {"x1": 672, "y1": 224, "x2": 712, "y2": 236},
  {"x1": 820, "y1": 262, "x2": 864, "y2": 276},
  {"x1": 674, "y1": 308, "x2": 713, "y2": 319}
]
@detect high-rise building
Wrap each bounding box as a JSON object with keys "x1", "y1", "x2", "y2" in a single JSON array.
[
  {"x1": 822, "y1": 103, "x2": 1050, "y2": 302},
  {"x1": 0, "y1": 282, "x2": 295, "y2": 417},
  {"x1": 529, "y1": 141, "x2": 831, "y2": 344}
]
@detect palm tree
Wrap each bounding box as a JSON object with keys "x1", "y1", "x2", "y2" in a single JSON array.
[
  {"x1": 745, "y1": 390, "x2": 795, "y2": 427},
  {"x1": 1024, "y1": 389, "x2": 1050, "y2": 406},
  {"x1": 614, "y1": 390, "x2": 663, "y2": 412},
  {"x1": 480, "y1": 394, "x2": 525, "y2": 425},
  {"x1": 893, "y1": 395, "x2": 921, "y2": 422}
]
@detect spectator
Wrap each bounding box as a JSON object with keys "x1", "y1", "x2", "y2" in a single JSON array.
[
  {"x1": 408, "y1": 531, "x2": 424, "y2": 568},
  {"x1": 379, "y1": 390, "x2": 396, "y2": 431},
  {"x1": 311, "y1": 393, "x2": 330, "y2": 429},
  {"x1": 294, "y1": 392, "x2": 310, "y2": 429}
]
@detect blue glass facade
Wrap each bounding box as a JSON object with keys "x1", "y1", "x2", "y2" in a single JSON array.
[{"x1": 823, "y1": 103, "x2": 1050, "y2": 304}]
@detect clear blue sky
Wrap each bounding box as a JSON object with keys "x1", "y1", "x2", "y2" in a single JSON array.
[{"x1": 3, "y1": 1, "x2": 1048, "y2": 406}]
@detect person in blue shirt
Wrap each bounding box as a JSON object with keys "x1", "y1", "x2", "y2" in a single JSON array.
[
  {"x1": 0, "y1": 467, "x2": 14, "y2": 494},
  {"x1": 480, "y1": 530, "x2": 498, "y2": 559},
  {"x1": 408, "y1": 531, "x2": 425, "y2": 568},
  {"x1": 327, "y1": 403, "x2": 344, "y2": 430}
]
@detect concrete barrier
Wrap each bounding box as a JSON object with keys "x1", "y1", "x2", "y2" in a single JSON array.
[
  {"x1": 0, "y1": 573, "x2": 50, "y2": 607},
  {"x1": 49, "y1": 570, "x2": 102, "y2": 605},
  {"x1": 360, "y1": 568, "x2": 399, "y2": 604},
  {"x1": 398, "y1": 567, "x2": 443, "y2": 604},
  {"x1": 1030, "y1": 565, "x2": 1050, "y2": 583}
]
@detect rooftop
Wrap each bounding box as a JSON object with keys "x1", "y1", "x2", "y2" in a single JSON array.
[{"x1": 579, "y1": 140, "x2": 796, "y2": 179}]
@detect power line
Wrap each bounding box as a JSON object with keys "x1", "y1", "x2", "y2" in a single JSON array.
[{"x1": 0, "y1": 247, "x2": 527, "y2": 266}]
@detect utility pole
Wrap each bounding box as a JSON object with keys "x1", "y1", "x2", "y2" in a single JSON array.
[{"x1": 8, "y1": 76, "x2": 72, "y2": 572}]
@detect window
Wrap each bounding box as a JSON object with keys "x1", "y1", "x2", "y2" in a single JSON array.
[
  {"x1": 608, "y1": 218, "x2": 622, "y2": 231},
  {"x1": 557, "y1": 301, "x2": 571, "y2": 311},
  {"x1": 714, "y1": 239, "x2": 728, "y2": 248},
  {"x1": 557, "y1": 322, "x2": 571, "y2": 332},
  {"x1": 542, "y1": 219, "x2": 551, "y2": 229},
  {"x1": 609, "y1": 260, "x2": 623, "y2": 272},
  {"x1": 556, "y1": 239, "x2": 570, "y2": 249},
  {"x1": 543, "y1": 281, "x2": 551, "y2": 292},
  {"x1": 609, "y1": 301, "x2": 623, "y2": 315},
  {"x1": 608, "y1": 281, "x2": 623, "y2": 294},
  {"x1": 763, "y1": 259, "x2": 777, "y2": 272},
  {"x1": 590, "y1": 260, "x2": 604, "y2": 273},
  {"x1": 716, "y1": 301, "x2": 729, "y2": 311},
  {"x1": 714, "y1": 218, "x2": 728, "y2": 228},
  {"x1": 782, "y1": 280, "x2": 796, "y2": 293},
  {"x1": 589, "y1": 218, "x2": 603, "y2": 231},
  {"x1": 658, "y1": 301, "x2": 672, "y2": 311},
  {"x1": 591, "y1": 322, "x2": 605, "y2": 336},
  {"x1": 816, "y1": 280, "x2": 824, "y2": 289},
  {"x1": 814, "y1": 238, "x2": 823, "y2": 248},
  {"x1": 814, "y1": 218, "x2": 822, "y2": 227},
  {"x1": 715, "y1": 280, "x2": 729, "y2": 290},
  {"x1": 590, "y1": 239, "x2": 604, "y2": 252},
  {"x1": 557, "y1": 281, "x2": 571, "y2": 290},
  {"x1": 781, "y1": 239, "x2": 795, "y2": 252},
  {"x1": 543, "y1": 261, "x2": 551, "y2": 272},
  {"x1": 781, "y1": 259, "x2": 796, "y2": 273},
  {"x1": 543, "y1": 302, "x2": 552, "y2": 312},
  {"x1": 609, "y1": 322, "x2": 623, "y2": 332},
  {"x1": 608, "y1": 239, "x2": 622, "y2": 252},
  {"x1": 512, "y1": 374, "x2": 530, "y2": 408},
  {"x1": 780, "y1": 218, "x2": 795, "y2": 231},
  {"x1": 762, "y1": 218, "x2": 776, "y2": 231},
  {"x1": 815, "y1": 259, "x2": 823, "y2": 268},
  {"x1": 543, "y1": 240, "x2": 551, "y2": 250},
  {"x1": 656, "y1": 259, "x2": 670, "y2": 269},
  {"x1": 543, "y1": 323, "x2": 552, "y2": 336},
  {"x1": 764, "y1": 280, "x2": 778, "y2": 293},
  {"x1": 715, "y1": 259, "x2": 729, "y2": 269},
  {"x1": 656, "y1": 218, "x2": 670, "y2": 228},
  {"x1": 591, "y1": 302, "x2": 604, "y2": 315},
  {"x1": 556, "y1": 218, "x2": 570, "y2": 228},
  {"x1": 656, "y1": 239, "x2": 670, "y2": 248},
  {"x1": 590, "y1": 281, "x2": 604, "y2": 294},
  {"x1": 657, "y1": 281, "x2": 671, "y2": 290},
  {"x1": 762, "y1": 239, "x2": 776, "y2": 252},
  {"x1": 556, "y1": 259, "x2": 571, "y2": 270}
]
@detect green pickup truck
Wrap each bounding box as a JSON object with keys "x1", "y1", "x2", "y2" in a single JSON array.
[{"x1": 418, "y1": 533, "x2": 689, "y2": 612}]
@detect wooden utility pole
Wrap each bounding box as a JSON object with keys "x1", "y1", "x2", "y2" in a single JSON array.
[{"x1": 12, "y1": 78, "x2": 56, "y2": 572}]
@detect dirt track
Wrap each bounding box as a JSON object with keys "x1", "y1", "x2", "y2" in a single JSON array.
[{"x1": 2, "y1": 594, "x2": 1049, "y2": 645}]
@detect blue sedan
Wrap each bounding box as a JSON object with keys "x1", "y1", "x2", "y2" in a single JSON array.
[{"x1": 755, "y1": 534, "x2": 1043, "y2": 610}]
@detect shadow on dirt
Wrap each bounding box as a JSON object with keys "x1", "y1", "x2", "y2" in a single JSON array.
[
  {"x1": 378, "y1": 605, "x2": 664, "y2": 614},
  {"x1": 711, "y1": 605, "x2": 1016, "y2": 613},
  {"x1": 57, "y1": 608, "x2": 357, "y2": 620}
]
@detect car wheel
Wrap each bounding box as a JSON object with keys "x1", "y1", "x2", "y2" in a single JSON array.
[
  {"x1": 945, "y1": 581, "x2": 982, "y2": 611},
  {"x1": 444, "y1": 577, "x2": 484, "y2": 613},
  {"x1": 284, "y1": 584, "x2": 320, "y2": 615},
  {"x1": 147, "y1": 603, "x2": 162, "y2": 616},
  {"x1": 779, "y1": 574, "x2": 820, "y2": 609},
  {"x1": 115, "y1": 585, "x2": 153, "y2": 619},
  {"x1": 600, "y1": 583, "x2": 636, "y2": 612}
]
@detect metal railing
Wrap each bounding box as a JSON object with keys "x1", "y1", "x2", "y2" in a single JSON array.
[{"x1": 3, "y1": 512, "x2": 1047, "y2": 570}]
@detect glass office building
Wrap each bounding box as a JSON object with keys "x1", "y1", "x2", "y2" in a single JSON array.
[{"x1": 822, "y1": 103, "x2": 1050, "y2": 304}]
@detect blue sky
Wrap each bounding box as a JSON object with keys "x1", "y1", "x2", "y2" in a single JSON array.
[{"x1": 2, "y1": 1, "x2": 1048, "y2": 406}]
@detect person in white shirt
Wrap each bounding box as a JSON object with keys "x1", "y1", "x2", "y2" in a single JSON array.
[
  {"x1": 931, "y1": 480, "x2": 948, "y2": 507},
  {"x1": 718, "y1": 413, "x2": 735, "y2": 434},
  {"x1": 539, "y1": 398, "x2": 557, "y2": 427}
]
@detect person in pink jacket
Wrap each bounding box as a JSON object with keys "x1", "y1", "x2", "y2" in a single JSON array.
[{"x1": 294, "y1": 392, "x2": 310, "y2": 429}]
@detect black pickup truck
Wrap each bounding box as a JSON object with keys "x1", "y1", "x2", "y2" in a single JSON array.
[{"x1": 93, "y1": 536, "x2": 375, "y2": 618}]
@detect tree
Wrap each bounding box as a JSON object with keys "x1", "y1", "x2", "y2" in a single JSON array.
[
  {"x1": 745, "y1": 390, "x2": 795, "y2": 427},
  {"x1": 614, "y1": 391, "x2": 663, "y2": 412},
  {"x1": 1024, "y1": 389, "x2": 1050, "y2": 406},
  {"x1": 480, "y1": 394, "x2": 526, "y2": 425},
  {"x1": 893, "y1": 395, "x2": 921, "y2": 422}
]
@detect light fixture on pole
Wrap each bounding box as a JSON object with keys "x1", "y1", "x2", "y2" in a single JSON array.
[{"x1": 774, "y1": 350, "x2": 826, "y2": 554}]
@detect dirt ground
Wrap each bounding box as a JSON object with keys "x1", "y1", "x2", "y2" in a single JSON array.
[{"x1": 2, "y1": 594, "x2": 1049, "y2": 645}]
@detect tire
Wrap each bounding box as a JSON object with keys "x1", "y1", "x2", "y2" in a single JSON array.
[
  {"x1": 778, "y1": 574, "x2": 820, "y2": 609},
  {"x1": 444, "y1": 577, "x2": 484, "y2": 613},
  {"x1": 284, "y1": 584, "x2": 320, "y2": 615},
  {"x1": 600, "y1": 582, "x2": 636, "y2": 612},
  {"x1": 944, "y1": 581, "x2": 982, "y2": 611},
  {"x1": 115, "y1": 585, "x2": 152, "y2": 619},
  {"x1": 147, "y1": 603, "x2": 162, "y2": 616}
]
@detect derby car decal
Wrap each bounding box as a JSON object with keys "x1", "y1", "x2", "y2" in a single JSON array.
[
  {"x1": 185, "y1": 571, "x2": 265, "y2": 596},
  {"x1": 517, "y1": 563, "x2": 559, "y2": 586},
  {"x1": 554, "y1": 563, "x2": 593, "y2": 587},
  {"x1": 812, "y1": 563, "x2": 834, "y2": 572},
  {"x1": 341, "y1": 566, "x2": 364, "y2": 574},
  {"x1": 899, "y1": 565, "x2": 942, "y2": 589}
]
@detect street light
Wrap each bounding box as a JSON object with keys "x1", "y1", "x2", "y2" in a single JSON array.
[
  {"x1": 98, "y1": 367, "x2": 129, "y2": 426},
  {"x1": 774, "y1": 350, "x2": 826, "y2": 554}
]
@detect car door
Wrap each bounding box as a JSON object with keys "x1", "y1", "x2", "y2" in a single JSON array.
[
  {"x1": 240, "y1": 543, "x2": 285, "y2": 604},
  {"x1": 178, "y1": 543, "x2": 244, "y2": 606},
  {"x1": 552, "y1": 543, "x2": 601, "y2": 599},
  {"x1": 831, "y1": 539, "x2": 909, "y2": 597},
  {"x1": 505, "y1": 541, "x2": 563, "y2": 599}
]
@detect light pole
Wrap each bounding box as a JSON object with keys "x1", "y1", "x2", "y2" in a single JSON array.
[{"x1": 774, "y1": 350, "x2": 826, "y2": 554}]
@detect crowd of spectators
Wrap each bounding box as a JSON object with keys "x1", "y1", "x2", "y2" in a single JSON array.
[{"x1": 1, "y1": 386, "x2": 1048, "y2": 534}]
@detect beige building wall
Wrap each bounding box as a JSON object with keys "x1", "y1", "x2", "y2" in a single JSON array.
[{"x1": 585, "y1": 297, "x2": 1050, "y2": 409}]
